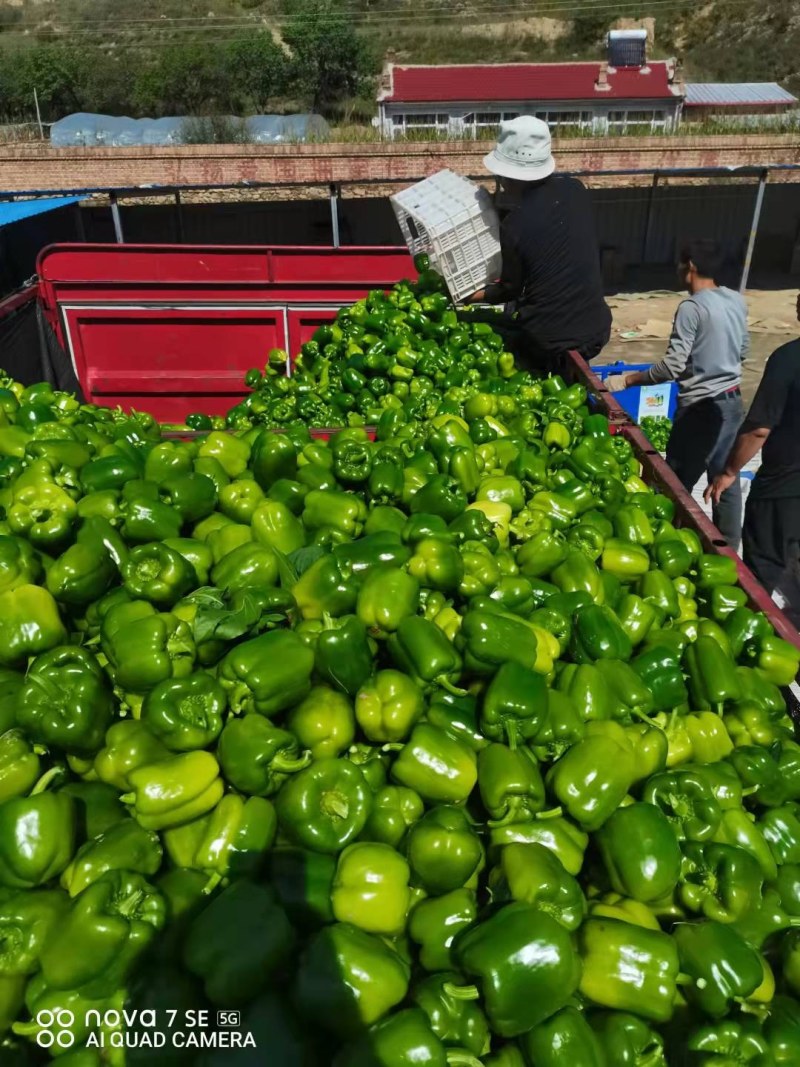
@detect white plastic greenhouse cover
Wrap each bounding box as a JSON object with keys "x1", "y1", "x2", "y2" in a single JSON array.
[{"x1": 50, "y1": 113, "x2": 330, "y2": 147}]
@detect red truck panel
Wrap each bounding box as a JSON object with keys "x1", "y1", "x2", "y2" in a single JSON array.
[{"x1": 37, "y1": 244, "x2": 414, "y2": 422}]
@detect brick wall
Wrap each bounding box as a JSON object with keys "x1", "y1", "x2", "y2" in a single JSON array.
[{"x1": 0, "y1": 134, "x2": 798, "y2": 195}]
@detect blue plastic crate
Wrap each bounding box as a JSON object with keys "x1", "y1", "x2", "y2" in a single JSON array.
[{"x1": 593, "y1": 363, "x2": 678, "y2": 422}]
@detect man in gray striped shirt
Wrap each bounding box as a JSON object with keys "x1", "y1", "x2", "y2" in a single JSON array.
[{"x1": 609, "y1": 240, "x2": 749, "y2": 548}]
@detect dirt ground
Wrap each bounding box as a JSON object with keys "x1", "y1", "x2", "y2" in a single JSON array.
[{"x1": 596, "y1": 287, "x2": 800, "y2": 407}]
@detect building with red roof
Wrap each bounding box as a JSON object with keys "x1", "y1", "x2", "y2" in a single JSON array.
[{"x1": 377, "y1": 33, "x2": 685, "y2": 139}]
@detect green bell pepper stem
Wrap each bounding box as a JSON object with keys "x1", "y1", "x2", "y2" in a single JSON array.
[
  {"x1": 412, "y1": 973, "x2": 491, "y2": 1058},
  {"x1": 453, "y1": 902, "x2": 581, "y2": 1038}
]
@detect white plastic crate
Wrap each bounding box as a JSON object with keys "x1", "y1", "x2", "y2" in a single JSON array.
[{"x1": 391, "y1": 169, "x2": 501, "y2": 303}]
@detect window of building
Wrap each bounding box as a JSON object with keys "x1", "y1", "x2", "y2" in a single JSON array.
[{"x1": 605, "y1": 108, "x2": 669, "y2": 132}]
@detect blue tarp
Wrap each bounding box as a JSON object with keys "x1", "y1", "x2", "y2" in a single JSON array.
[{"x1": 0, "y1": 197, "x2": 82, "y2": 228}]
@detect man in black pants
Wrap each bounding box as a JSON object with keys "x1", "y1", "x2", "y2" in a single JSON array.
[
  {"x1": 465, "y1": 117, "x2": 611, "y2": 374},
  {"x1": 706, "y1": 294, "x2": 800, "y2": 624},
  {"x1": 610, "y1": 240, "x2": 749, "y2": 549}
]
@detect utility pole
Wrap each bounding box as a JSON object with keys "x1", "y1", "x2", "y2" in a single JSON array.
[{"x1": 33, "y1": 89, "x2": 44, "y2": 139}]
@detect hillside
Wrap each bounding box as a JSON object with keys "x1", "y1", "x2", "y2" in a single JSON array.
[{"x1": 0, "y1": 0, "x2": 797, "y2": 123}]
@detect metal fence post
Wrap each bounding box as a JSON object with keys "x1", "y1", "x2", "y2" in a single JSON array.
[{"x1": 740, "y1": 169, "x2": 768, "y2": 292}]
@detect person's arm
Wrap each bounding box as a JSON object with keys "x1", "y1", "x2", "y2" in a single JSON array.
[
  {"x1": 622, "y1": 301, "x2": 701, "y2": 388},
  {"x1": 468, "y1": 218, "x2": 523, "y2": 305},
  {"x1": 704, "y1": 343, "x2": 789, "y2": 504},
  {"x1": 704, "y1": 427, "x2": 770, "y2": 504}
]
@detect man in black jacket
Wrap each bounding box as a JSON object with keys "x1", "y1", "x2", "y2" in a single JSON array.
[{"x1": 467, "y1": 116, "x2": 611, "y2": 373}]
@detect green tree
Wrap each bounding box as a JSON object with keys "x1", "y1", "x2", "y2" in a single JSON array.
[
  {"x1": 282, "y1": 0, "x2": 376, "y2": 113},
  {"x1": 133, "y1": 41, "x2": 227, "y2": 116},
  {"x1": 222, "y1": 32, "x2": 290, "y2": 112},
  {"x1": 0, "y1": 42, "x2": 84, "y2": 123}
]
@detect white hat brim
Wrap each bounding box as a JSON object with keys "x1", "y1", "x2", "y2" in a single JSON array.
[{"x1": 483, "y1": 149, "x2": 556, "y2": 182}]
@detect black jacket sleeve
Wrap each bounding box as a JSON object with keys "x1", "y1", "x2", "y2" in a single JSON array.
[{"x1": 482, "y1": 215, "x2": 523, "y2": 305}]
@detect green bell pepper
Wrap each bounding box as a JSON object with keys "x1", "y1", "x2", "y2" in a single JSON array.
[
  {"x1": 218, "y1": 629, "x2": 314, "y2": 716},
  {"x1": 489, "y1": 842, "x2": 585, "y2": 931},
  {"x1": 218, "y1": 713, "x2": 310, "y2": 796},
  {"x1": 121, "y1": 541, "x2": 197, "y2": 607},
  {"x1": 480, "y1": 660, "x2": 549, "y2": 747},
  {"x1": 478, "y1": 742, "x2": 545, "y2": 824},
  {"x1": 547, "y1": 732, "x2": 636, "y2": 831},
  {"x1": 354, "y1": 669, "x2": 424, "y2": 744},
  {"x1": 122, "y1": 750, "x2": 224, "y2": 831},
  {"x1": 597, "y1": 802, "x2": 682, "y2": 902},
  {"x1": 578, "y1": 918, "x2": 680, "y2": 1022},
  {"x1": 0, "y1": 729, "x2": 40, "y2": 805},
  {"x1": 0, "y1": 584, "x2": 67, "y2": 667},
  {"x1": 590, "y1": 1012, "x2": 667, "y2": 1067},
  {"x1": 452, "y1": 902, "x2": 580, "y2": 1037},
  {"x1": 521, "y1": 1007, "x2": 605, "y2": 1067},
  {"x1": 40, "y1": 869, "x2": 165, "y2": 999},
  {"x1": 141, "y1": 671, "x2": 225, "y2": 752},
  {"x1": 408, "y1": 888, "x2": 478, "y2": 972},
  {"x1": 276, "y1": 757, "x2": 372, "y2": 854},
  {"x1": 17, "y1": 645, "x2": 113, "y2": 756},
  {"x1": 183, "y1": 878, "x2": 294, "y2": 1007},
  {"x1": 93, "y1": 719, "x2": 169, "y2": 792},
  {"x1": 362, "y1": 785, "x2": 424, "y2": 849},
  {"x1": 406, "y1": 803, "x2": 483, "y2": 895},
  {"x1": 331, "y1": 841, "x2": 411, "y2": 936},
  {"x1": 293, "y1": 922, "x2": 409, "y2": 1039},
  {"x1": 60, "y1": 819, "x2": 162, "y2": 898},
  {"x1": 100, "y1": 601, "x2": 195, "y2": 693},
  {"x1": 388, "y1": 615, "x2": 464, "y2": 694},
  {"x1": 314, "y1": 615, "x2": 374, "y2": 698},
  {"x1": 391, "y1": 722, "x2": 477, "y2": 804},
  {"x1": 674, "y1": 920, "x2": 764, "y2": 1017},
  {"x1": 287, "y1": 684, "x2": 355, "y2": 759}
]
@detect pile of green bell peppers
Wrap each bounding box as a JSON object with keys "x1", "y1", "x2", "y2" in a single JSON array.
[{"x1": 0, "y1": 266, "x2": 797, "y2": 1065}]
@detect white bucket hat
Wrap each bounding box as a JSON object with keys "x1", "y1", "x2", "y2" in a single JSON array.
[{"x1": 483, "y1": 116, "x2": 556, "y2": 182}]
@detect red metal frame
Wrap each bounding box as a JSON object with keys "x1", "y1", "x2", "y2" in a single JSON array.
[
  {"x1": 0, "y1": 284, "x2": 38, "y2": 321},
  {"x1": 36, "y1": 243, "x2": 414, "y2": 423},
  {"x1": 567, "y1": 351, "x2": 800, "y2": 650}
]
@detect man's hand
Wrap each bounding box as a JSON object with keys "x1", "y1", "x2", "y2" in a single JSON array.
[
  {"x1": 704, "y1": 471, "x2": 738, "y2": 505},
  {"x1": 605, "y1": 374, "x2": 630, "y2": 393},
  {"x1": 465, "y1": 289, "x2": 486, "y2": 304}
]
